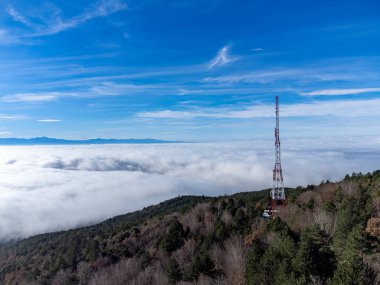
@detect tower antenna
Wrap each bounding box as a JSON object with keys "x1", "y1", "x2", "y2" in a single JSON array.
[{"x1": 271, "y1": 96, "x2": 286, "y2": 214}]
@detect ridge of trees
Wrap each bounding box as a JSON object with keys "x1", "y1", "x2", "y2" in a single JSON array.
[{"x1": 0, "y1": 171, "x2": 379, "y2": 284}]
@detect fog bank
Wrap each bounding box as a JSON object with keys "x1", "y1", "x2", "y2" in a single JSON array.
[{"x1": 0, "y1": 139, "x2": 378, "y2": 240}]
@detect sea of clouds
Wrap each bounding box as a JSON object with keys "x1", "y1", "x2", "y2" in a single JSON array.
[{"x1": 0, "y1": 139, "x2": 379, "y2": 241}]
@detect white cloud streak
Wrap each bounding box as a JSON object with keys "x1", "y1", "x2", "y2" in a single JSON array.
[
  {"x1": 208, "y1": 45, "x2": 239, "y2": 69},
  {"x1": 37, "y1": 119, "x2": 62, "y2": 122},
  {"x1": 0, "y1": 29, "x2": 22, "y2": 45},
  {"x1": 0, "y1": 141, "x2": 378, "y2": 241},
  {"x1": 138, "y1": 98, "x2": 380, "y2": 119},
  {"x1": 7, "y1": 0, "x2": 127, "y2": 37},
  {"x1": 6, "y1": 5, "x2": 36, "y2": 28},
  {"x1": 301, "y1": 88, "x2": 380, "y2": 96},
  {"x1": 0, "y1": 114, "x2": 27, "y2": 120},
  {"x1": 202, "y1": 68, "x2": 364, "y2": 84},
  {"x1": 90, "y1": 81, "x2": 164, "y2": 96},
  {"x1": 2, "y1": 93, "x2": 62, "y2": 102},
  {"x1": 1, "y1": 81, "x2": 170, "y2": 103}
]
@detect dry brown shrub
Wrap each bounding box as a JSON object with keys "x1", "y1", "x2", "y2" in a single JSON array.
[
  {"x1": 366, "y1": 217, "x2": 380, "y2": 238},
  {"x1": 244, "y1": 228, "x2": 260, "y2": 246},
  {"x1": 244, "y1": 219, "x2": 265, "y2": 246},
  {"x1": 4, "y1": 272, "x2": 17, "y2": 285}
]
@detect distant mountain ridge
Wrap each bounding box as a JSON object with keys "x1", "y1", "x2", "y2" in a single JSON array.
[{"x1": 0, "y1": 137, "x2": 180, "y2": 145}]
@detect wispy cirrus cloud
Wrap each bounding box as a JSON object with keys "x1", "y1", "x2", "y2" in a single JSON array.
[
  {"x1": 6, "y1": 0, "x2": 127, "y2": 38},
  {"x1": 301, "y1": 88, "x2": 380, "y2": 96},
  {"x1": 37, "y1": 119, "x2": 62, "y2": 122},
  {"x1": 1, "y1": 81, "x2": 173, "y2": 103},
  {"x1": 208, "y1": 45, "x2": 239, "y2": 69},
  {"x1": 6, "y1": 5, "x2": 36, "y2": 29},
  {"x1": 2, "y1": 92, "x2": 63, "y2": 102},
  {"x1": 0, "y1": 29, "x2": 23, "y2": 45},
  {"x1": 137, "y1": 98, "x2": 380, "y2": 119},
  {"x1": 90, "y1": 81, "x2": 168, "y2": 96},
  {"x1": 0, "y1": 114, "x2": 27, "y2": 120},
  {"x1": 203, "y1": 69, "x2": 361, "y2": 84}
]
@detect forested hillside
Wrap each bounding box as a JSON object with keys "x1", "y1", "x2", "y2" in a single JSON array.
[{"x1": 0, "y1": 171, "x2": 379, "y2": 285}]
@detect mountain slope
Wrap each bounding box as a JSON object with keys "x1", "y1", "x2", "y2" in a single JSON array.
[{"x1": 0, "y1": 171, "x2": 379, "y2": 285}]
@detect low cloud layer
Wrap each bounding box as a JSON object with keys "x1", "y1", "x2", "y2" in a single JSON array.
[{"x1": 0, "y1": 140, "x2": 379, "y2": 241}]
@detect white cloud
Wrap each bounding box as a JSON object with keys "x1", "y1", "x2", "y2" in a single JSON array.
[
  {"x1": 138, "y1": 98, "x2": 380, "y2": 119},
  {"x1": 37, "y1": 119, "x2": 62, "y2": 122},
  {"x1": 0, "y1": 29, "x2": 21, "y2": 45},
  {"x1": 0, "y1": 114, "x2": 27, "y2": 120},
  {"x1": 137, "y1": 110, "x2": 199, "y2": 119},
  {"x1": 2, "y1": 93, "x2": 61, "y2": 102},
  {"x1": 203, "y1": 68, "x2": 363, "y2": 84},
  {"x1": 301, "y1": 88, "x2": 380, "y2": 96},
  {"x1": 41, "y1": 0, "x2": 127, "y2": 36},
  {"x1": 90, "y1": 82, "x2": 155, "y2": 96},
  {"x1": 208, "y1": 45, "x2": 238, "y2": 69},
  {"x1": 178, "y1": 89, "x2": 203, "y2": 95},
  {"x1": 6, "y1": 5, "x2": 36, "y2": 28},
  {"x1": 7, "y1": 0, "x2": 127, "y2": 37},
  {"x1": 203, "y1": 69, "x2": 303, "y2": 83},
  {"x1": 0, "y1": 141, "x2": 378, "y2": 241},
  {"x1": 1, "y1": 81, "x2": 168, "y2": 103}
]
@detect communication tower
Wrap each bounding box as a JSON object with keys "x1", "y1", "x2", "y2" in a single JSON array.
[
  {"x1": 271, "y1": 96, "x2": 286, "y2": 211},
  {"x1": 263, "y1": 96, "x2": 286, "y2": 218}
]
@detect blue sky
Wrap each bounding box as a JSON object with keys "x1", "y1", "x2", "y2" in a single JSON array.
[{"x1": 0, "y1": 0, "x2": 380, "y2": 140}]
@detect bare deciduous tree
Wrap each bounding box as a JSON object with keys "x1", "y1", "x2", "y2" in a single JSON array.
[
  {"x1": 314, "y1": 209, "x2": 336, "y2": 239},
  {"x1": 89, "y1": 257, "x2": 140, "y2": 285},
  {"x1": 77, "y1": 261, "x2": 93, "y2": 285},
  {"x1": 173, "y1": 238, "x2": 196, "y2": 271},
  {"x1": 52, "y1": 269, "x2": 72, "y2": 285},
  {"x1": 223, "y1": 236, "x2": 246, "y2": 285}
]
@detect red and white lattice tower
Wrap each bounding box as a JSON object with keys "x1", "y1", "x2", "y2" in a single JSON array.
[{"x1": 271, "y1": 96, "x2": 285, "y2": 209}]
